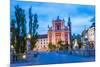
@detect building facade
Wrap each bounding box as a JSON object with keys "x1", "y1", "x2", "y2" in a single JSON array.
[
  {"x1": 34, "y1": 16, "x2": 72, "y2": 51},
  {"x1": 48, "y1": 16, "x2": 69, "y2": 46},
  {"x1": 35, "y1": 34, "x2": 48, "y2": 51},
  {"x1": 81, "y1": 23, "x2": 95, "y2": 49},
  {"x1": 87, "y1": 23, "x2": 95, "y2": 47}
]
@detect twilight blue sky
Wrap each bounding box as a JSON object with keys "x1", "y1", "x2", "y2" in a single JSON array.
[{"x1": 10, "y1": 0, "x2": 95, "y2": 35}]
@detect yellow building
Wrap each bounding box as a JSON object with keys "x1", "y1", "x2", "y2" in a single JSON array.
[{"x1": 35, "y1": 34, "x2": 48, "y2": 51}]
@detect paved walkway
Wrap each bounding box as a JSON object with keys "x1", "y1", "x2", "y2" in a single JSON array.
[{"x1": 11, "y1": 51, "x2": 95, "y2": 67}]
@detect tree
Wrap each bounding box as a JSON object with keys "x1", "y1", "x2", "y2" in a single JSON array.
[
  {"x1": 15, "y1": 5, "x2": 22, "y2": 54},
  {"x1": 57, "y1": 40, "x2": 63, "y2": 46},
  {"x1": 14, "y1": 5, "x2": 27, "y2": 54},
  {"x1": 20, "y1": 9, "x2": 27, "y2": 53},
  {"x1": 29, "y1": 7, "x2": 33, "y2": 35},
  {"x1": 89, "y1": 42, "x2": 94, "y2": 49},
  {"x1": 57, "y1": 40, "x2": 68, "y2": 50},
  {"x1": 29, "y1": 11, "x2": 39, "y2": 50},
  {"x1": 10, "y1": 19, "x2": 16, "y2": 49},
  {"x1": 48, "y1": 42, "x2": 56, "y2": 51}
]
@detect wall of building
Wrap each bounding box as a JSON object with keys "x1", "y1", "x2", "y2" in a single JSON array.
[
  {"x1": 48, "y1": 17, "x2": 69, "y2": 45},
  {"x1": 87, "y1": 27, "x2": 95, "y2": 43},
  {"x1": 36, "y1": 38, "x2": 48, "y2": 51}
]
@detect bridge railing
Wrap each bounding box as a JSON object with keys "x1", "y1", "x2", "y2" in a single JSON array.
[
  {"x1": 71, "y1": 49, "x2": 95, "y2": 56},
  {"x1": 10, "y1": 51, "x2": 39, "y2": 63}
]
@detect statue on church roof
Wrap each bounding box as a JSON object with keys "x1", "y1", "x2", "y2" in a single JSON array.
[
  {"x1": 57, "y1": 16, "x2": 60, "y2": 20},
  {"x1": 54, "y1": 16, "x2": 63, "y2": 22}
]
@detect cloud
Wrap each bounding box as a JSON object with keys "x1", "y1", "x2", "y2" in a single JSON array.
[
  {"x1": 10, "y1": 0, "x2": 95, "y2": 34},
  {"x1": 71, "y1": 16, "x2": 93, "y2": 34}
]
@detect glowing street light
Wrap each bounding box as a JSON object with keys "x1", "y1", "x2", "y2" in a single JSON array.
[
  {"x1": 22, "y1": 54, "x2": 26, "y2": 59},
  {"x1": 27, "y1": 34, "x2": 31, "y2": 39},
  {"x1": 11, "y1": 45, "x2": 14, "y2": 49}
]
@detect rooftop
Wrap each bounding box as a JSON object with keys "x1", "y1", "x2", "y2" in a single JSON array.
[
  {"x1": 53, "y1": 16, "x2": 64, "y2": 22},
  {"x1": 38, "y1": 34, "x2": 47, "y2": 39}
]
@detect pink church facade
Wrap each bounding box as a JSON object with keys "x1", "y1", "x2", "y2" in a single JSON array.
[{"x1": 48, "y1": 16, "x2": 69, "y2": 46}]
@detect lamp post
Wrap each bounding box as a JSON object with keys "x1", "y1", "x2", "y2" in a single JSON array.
[
  {"x1": 11, "y1": 45, "x2": 14, "y2": 49},
  {"x1": 22, "y1": 54, "x2": 26, "y2": 59},
  {"x1": 85, "y1": 34, "x2": 89, "y2": 50},
  {"x1": 11, "y1": 45, "x2": 17, "y2": 62},
  {"x1": 27, "y1": 34, "x2": 31, "y2": 39},
  {"x1": 27, "y1": 34, "x2": 32, "y2": 51}
]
